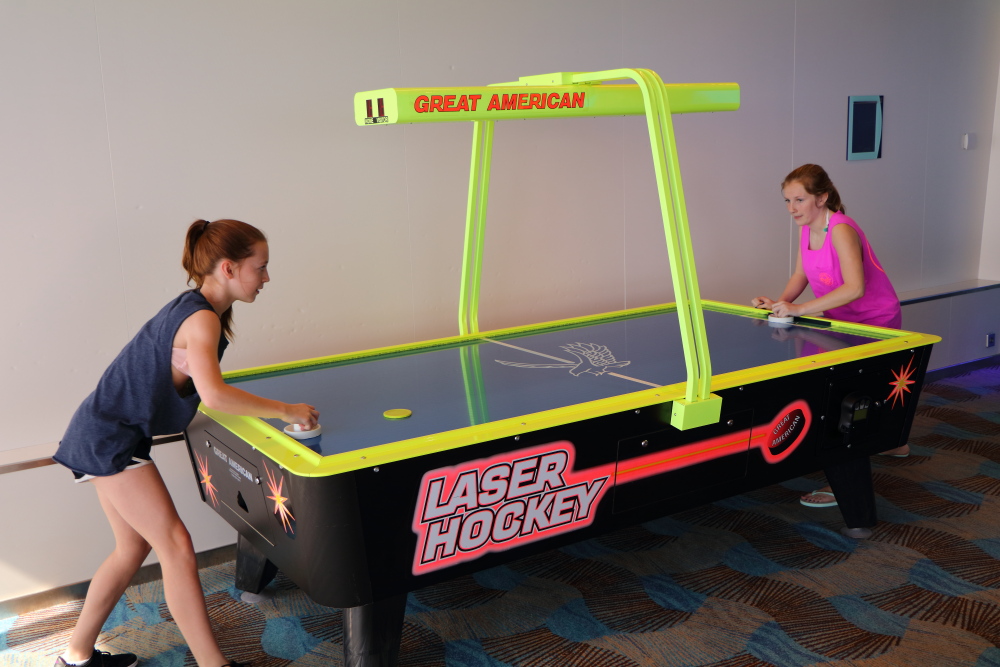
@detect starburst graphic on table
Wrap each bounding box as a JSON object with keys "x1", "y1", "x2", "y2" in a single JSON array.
[
  {"x1": 887, "y1": 356, "x2": 917, "y2": 409},
  {"x1": 263, "y1": 461, "x2": 295, "y2": 535},
  {"x1": 195, "y1": 451, "x2": 219, "y2": 507}
]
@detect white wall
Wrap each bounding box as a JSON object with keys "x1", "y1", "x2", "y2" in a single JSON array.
[
  {"x1": 0, "y1": 441, "x2": 231, "y2": 605},
  {"x1": 982, "y1": 25, "x2": 1000, "y2": 280},
  {"x1": 2, "y1": 0, "x2": 999, "y2": 603}
]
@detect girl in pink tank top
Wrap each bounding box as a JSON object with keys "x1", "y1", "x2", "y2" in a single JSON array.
[
  {"x1": 751, "y1": 165, "x2": 901, "y2": 328},
  {"x1": 750, "y1": 164, "x2": 906, "y2": 515}
]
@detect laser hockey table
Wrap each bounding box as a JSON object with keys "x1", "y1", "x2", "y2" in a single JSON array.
[{"x1": 184, "y1": 70, "x2": 938, "y2": 667}]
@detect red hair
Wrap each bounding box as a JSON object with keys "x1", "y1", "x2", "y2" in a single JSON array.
[{"x1": 182, "y1": 219, "x2": 267, "y2": 340}]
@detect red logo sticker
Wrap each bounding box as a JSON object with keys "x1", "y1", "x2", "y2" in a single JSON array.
[
  {"x1": 761, "y1": 401, "x2": 810, "y2": 463},
  {"x1": 411, "y1": 443, "x2": 614, "y2": 575},
  {"x1": 410, "y1": 402, "x2": 811, "y2": 575}
]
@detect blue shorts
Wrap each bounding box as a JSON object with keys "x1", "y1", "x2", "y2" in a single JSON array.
[
  {"x1": 72, "y1": 440, "x2": 155, "y2": 482},
  {"x1": 54, "y1": 396, "x2": 158, "y2": 479}
]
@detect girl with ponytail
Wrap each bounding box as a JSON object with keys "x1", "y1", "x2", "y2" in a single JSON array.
[
  {"x1": 751, "y1": 165, "x2": 905, "y2": 529},
  {"x1": 53, "y1": 220, "x2": 318, "y2": 667}
]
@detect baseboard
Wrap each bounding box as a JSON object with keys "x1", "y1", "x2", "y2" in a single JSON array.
[
  {"x1": 0, "y1": 543, "x2": 236, "y2": 620},
  {"x1": 926, "y1": 355, "x2": 1000, "y2": 382}
]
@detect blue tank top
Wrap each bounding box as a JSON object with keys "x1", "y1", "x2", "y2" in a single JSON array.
[{"x1": 54, "y1": 290, "x2": 228, "y2": 476}]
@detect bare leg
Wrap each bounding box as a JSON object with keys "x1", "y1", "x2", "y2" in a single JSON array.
[
  {"x1": 64, "y1": 486, "x2": 152, "y2": 661},
  {"x1": 71, "y1": 465, "x2": 227, "y2": 667}
]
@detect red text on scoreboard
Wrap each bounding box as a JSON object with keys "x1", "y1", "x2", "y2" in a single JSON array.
[{"x1": 413, "y1": 91, "x2": 587, "y2": 114}]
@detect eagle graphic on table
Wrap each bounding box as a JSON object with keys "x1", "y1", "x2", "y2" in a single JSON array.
[{"x1": 496, "y1": 342, "x2": 630, "y2": 377}]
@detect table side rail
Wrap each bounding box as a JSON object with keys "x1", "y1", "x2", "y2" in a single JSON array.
[{"x1": 200, "y1": 311, "x2": 939, "y2": 478}]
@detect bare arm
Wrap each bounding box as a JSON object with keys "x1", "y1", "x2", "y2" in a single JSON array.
[
  {"x1": 776, "y1": 250, "x2": 810, "y2": 304},
  {"x1": 177, "y1": 310, "x2": 318, "y2": 427},
  {"x1": 751, "y1": 250, "x2": 808, "y2": 310},
  {"x1": 771, "y1": 224, "x2": 865, "y2": 318}
]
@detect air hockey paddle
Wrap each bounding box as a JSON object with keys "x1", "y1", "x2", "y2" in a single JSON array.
[
  {"x1": 284, "y1": 423, "x2": 322, "y2": 440},
  {"x1": 768, "y1": 313, "x2": 795, "y2": 327}
]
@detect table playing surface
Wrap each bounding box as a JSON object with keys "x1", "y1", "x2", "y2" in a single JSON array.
[{"x1": 228, "y1": 309, "x2": 883, "y2": 457}]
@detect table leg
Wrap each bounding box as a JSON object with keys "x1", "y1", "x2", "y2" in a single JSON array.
[
  {"x1": 234, "y1": 534, "x2": 279, "y2": 594},
  {"x1": 343, "y1": 593, "x2": 407, "y2": 667},
  {"x1": 825, "y1": 456, "x2": 877, "y2": 529}
]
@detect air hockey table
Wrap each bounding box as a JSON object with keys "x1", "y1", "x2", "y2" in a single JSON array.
[
  {"x1": 185, "y1": 302, "x2": 936, "y2": 663},
  {"x1": 184, "y1": 70, "x2": 939, "y2": 667}
]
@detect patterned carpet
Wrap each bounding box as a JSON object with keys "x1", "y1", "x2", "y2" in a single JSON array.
[{"x1": 3, "y1": 362, "x2": 1000, "y2": 667}]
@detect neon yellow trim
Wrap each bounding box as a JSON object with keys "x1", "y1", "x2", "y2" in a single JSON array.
[
  {"x1": 199, "y1": 406, "x2": 323, "y2": 473},
  {"x1": 561, "y1": 69, "x2": 713, "y2": 409},
  {"x1": 670, "y1": 393, "x2": 723, "y2": 430},
  {"x1": 206, "y1": 301, "x2": 937, "y2": 478},
  {"x1": 643, "y1": 72, "x2": 708, "y2": 403},
  {"x1": 460, "y1": 345, "x2": 488, "y2": 426},
  {"x1": 361, "y1": 70, "x2": 740, "y2": 431},
  {"x1": 700, "y1": 299, "x2": 940, "y2": 341},
  {"x1": 354, "y1": 82, "x2": 739, "y2": 125},
  {"x1": 200, "y1": 382, "x2": 688, "y2": 479},
  {"x1": 709, "y1": 331, "x2": 939, "y2": 389},
  {"x1": 458, "y1": 121, "x2": 480, "y2": 335},
  {"x1": 701, "y1": 301, "x2": 941, "y2": 388},
  {"x1": 459, "y1": 120, "x2": 493, "y2": 335}
]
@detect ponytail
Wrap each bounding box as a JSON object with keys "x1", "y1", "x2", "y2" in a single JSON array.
[
  {"x1": 182, "y1": 219, "x2": 267, "y2": 340},
  {"x1": 184, "y1": 220, "x2": 213, "y2": 272}
]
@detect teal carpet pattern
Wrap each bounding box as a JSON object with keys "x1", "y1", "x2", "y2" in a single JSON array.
[{"x1": 3, "y1": 362, "x2": 1000, "y2": 666}]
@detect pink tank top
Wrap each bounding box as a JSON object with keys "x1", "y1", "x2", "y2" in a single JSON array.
[{"x1": 800, "y1": 212, "x2": 901, "y2": 328}]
